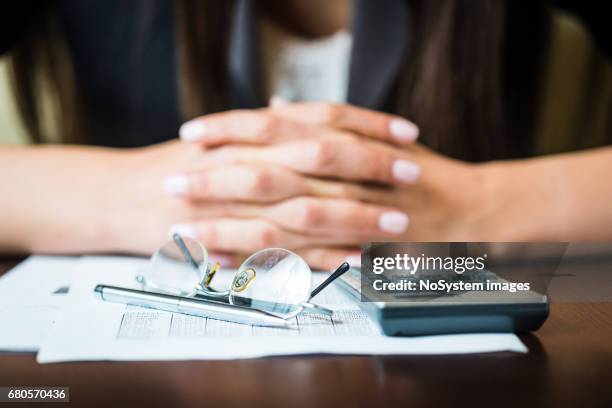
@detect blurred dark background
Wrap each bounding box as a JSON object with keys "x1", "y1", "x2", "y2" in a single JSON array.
[{"x1": 555, "y1": 0, "x2": 610, "y2": 57}]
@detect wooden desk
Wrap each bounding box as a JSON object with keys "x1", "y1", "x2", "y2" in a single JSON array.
[{"x1": 1, "y1": 258, "x2": 611, "y2": 408}]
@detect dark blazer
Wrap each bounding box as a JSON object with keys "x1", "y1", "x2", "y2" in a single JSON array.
[{"x1": 1, "y1": 0, "x2": 412, "y2": 148}]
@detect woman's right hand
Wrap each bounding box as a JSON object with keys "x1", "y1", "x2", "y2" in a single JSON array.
[{"x1": 6, "y1": 106, "x2": 415, "y2": 269}]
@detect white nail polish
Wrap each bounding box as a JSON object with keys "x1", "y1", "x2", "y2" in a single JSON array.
[
  {"x1": 345, "y1": 255, "x2": 362, "y2": 268},
  {"x1": 179, "y1": 121, "x2": 207, "y2": 142},
  {"x1": 163, "y1": 174, "x2": 190, "y2": 196},
  {"x1": 168, "y1": 224, "x2": 197, "y2": 239},
  {"x1": 389, "y1": 119, "x2": 419, "y2": 143},
  {"x1": 269, "y1": 95, "x2": 290, "y2": 108},
  {"x1": 378, "y1": 212, "x2": 409, "y2": 234},
  {"x1": 392, "y1": 160, "x2": 421, "y2": 183}
]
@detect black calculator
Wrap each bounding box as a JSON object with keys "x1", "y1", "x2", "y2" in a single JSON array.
[{"x1": 337, "y1": 267, "x2": 549, "y2": 336}]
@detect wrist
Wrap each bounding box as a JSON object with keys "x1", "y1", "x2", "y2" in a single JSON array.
[
  {"x1": 102, "y1": 142, "x2": 188, "y2": 254},
  {"x1": 100, "y1": 146, "x2": 160, "y2": 253},
  {"x1": 473, "y1": 159, "x2": 567, "y2": 241},
  {"x1": 471, "y1": 161, "x2": 530, "y2": 240}
]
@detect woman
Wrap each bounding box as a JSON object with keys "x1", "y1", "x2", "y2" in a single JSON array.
[{"x1": 0, "y1": 0, "x2": 610, "y2": 269}]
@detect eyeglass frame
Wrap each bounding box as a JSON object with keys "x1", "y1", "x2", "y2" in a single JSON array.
[{"x1": 135, "y1": 233, "x2": 350, "y2": 319}]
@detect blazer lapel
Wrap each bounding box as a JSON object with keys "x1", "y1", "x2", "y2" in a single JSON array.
[
  {"x1": 228, "y1": 0, "x2": 262, "y2": 108},
  {"x1": 347, "y1": 0, "x2": 411, "y2": 110}
]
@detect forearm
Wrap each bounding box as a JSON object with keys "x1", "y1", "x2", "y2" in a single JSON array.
[
  {"x1": 0, "y1": 144, "x2": 132, "y2": 253},
  {"x1": 481, "y1": 146, "x2": 612, "y2": 240}
]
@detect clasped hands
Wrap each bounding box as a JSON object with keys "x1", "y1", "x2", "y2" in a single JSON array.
[{"x1": 152, "y1": 103, "x2": 489, "y2": 270}]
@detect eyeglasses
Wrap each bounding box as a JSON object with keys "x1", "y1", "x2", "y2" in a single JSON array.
[{"x1": 135, "y1": 234, "x2": 349, "y2": 318}]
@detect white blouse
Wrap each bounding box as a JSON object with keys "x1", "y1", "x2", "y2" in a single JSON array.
[{"x1": 260, "y1": 18, "x2": 353, "y2": 104}]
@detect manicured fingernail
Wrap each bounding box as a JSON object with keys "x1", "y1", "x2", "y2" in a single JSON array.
[
  {"x1": 392, "y1": 160, "x2": 421, "y2": 183},
  {"x1": 163, "y1": 174, "x2": 190, "y2": 196},
  {"x1": 378, "y1": 212, "x2": 409, "y2": 234},
  {"x1": 179, "y1": 121, "x2": 207, "y2": 142},
  {"x1": 389, "y1": 119, "x2": 419, "y2": 143},
  {"x1": 269, "y1": 95, "x2": 289, "y2": 108},
  {"x1": 168, "y1": 224, "x2": 197, "y2": 239},
  {"x1": 345, "y1": 255, "x2": 362, "y2": 268}
]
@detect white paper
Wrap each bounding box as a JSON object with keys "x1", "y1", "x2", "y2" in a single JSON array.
[
  {"x1": 36, "y1": 256, "x2": 527, "y2": 363},
  {"x1": 0, "y1": 256, "x2": 77, "y2": 351}
]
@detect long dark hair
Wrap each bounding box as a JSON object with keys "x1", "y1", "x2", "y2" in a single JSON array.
[
  {"x1": 402, "y1": 0, "x2": 549, "y2": 160},
  {"x1": 8, "y1": 0, "x2": 550, "y2": 161}
]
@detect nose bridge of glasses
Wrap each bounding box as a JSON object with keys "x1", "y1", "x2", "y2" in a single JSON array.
[
  {"x1": 199, "y1": 261, "x2": 220, "y2": 289},
  {"x1": 195, "y1": 262, "x2": 231, "y2": 299}
]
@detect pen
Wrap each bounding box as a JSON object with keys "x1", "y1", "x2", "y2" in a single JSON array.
[{"x1": 94, "y1": 284, "x2": 289, "y2": 327}]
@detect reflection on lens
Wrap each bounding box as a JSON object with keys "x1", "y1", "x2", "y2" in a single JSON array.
[
  {"x1": 145, "y1": 236, "x2": 208, "y2": 295},
  {"x1": 230, "y1": 248, "x2": 312, "y2": 316}
]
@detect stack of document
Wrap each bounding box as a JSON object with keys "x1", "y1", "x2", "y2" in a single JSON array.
[
  {"x1": 0, "y1": 256, "x2": 77, "y2": 351},
  {"x1": 0, "y1": 256, "x2": 528, "y2": 363}
]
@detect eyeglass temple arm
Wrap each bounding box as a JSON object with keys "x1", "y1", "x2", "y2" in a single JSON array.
[
  {"x1": 172, "y1": 233, "x2": 200, "y2": 271},
  {"x1": 308, "y1": 262, "x2": 350, "y2": 301}
]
